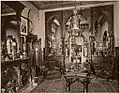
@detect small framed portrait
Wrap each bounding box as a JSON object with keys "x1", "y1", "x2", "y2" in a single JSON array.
[{"x1": 20, "y1": 17, "x2": 28, "y2": 36}]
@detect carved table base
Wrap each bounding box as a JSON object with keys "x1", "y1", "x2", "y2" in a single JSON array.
[{"x1": 64, "y1": 72, "x2": 90, "y2": 92}]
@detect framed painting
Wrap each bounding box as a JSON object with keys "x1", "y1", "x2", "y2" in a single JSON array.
[{"x1": 20, "y1": 17, "x2": 28, "y2": 36}]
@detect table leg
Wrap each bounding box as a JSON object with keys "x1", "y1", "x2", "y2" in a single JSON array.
[
  {"x1": 82, "y1": 77, "x2": 90, "y2": 92},
  {"x1": 65, "y1": 77, "x2": 78, "y2": 92},
  {"x1": 66, "y1": 80, "x2": 70, "y2": 92},
  {"x1": 83, "y1": 83, "x2": 88, "y2": 92}
]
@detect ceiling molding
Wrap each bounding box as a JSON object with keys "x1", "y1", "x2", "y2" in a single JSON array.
[
  {"x1": 30, "y1": 1, "x2": 116, "y2": 10},
  {"x1": 44, "y1": 2, "x2": 116, "y2": 12}
]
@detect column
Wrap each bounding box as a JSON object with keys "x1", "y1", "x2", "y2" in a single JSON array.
[{"x1": 69, "y1": 36, "x2": 71, "y2": 62}]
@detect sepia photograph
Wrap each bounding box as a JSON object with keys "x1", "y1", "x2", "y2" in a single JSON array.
[{"x1": 1, "y1": 0, "x2": 119, "y2": 93}]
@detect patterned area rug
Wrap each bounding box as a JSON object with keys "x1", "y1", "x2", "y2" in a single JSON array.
[{"x1": 30, "y1": 70, "x2": 119, "y2": 93}]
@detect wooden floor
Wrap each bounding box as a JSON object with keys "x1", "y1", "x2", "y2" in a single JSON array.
[{"x1": 24, "y1": 69, "x2": 119, "y2": 93}]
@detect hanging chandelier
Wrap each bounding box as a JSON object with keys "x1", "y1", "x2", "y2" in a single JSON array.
[{"x1": 68, "y1": 1, "x2": 89, "y2": 37}]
